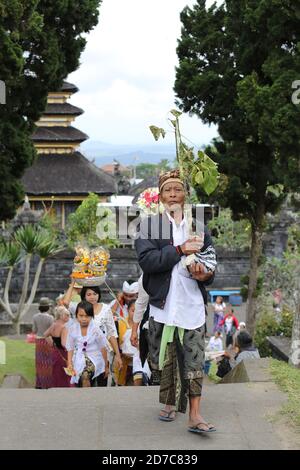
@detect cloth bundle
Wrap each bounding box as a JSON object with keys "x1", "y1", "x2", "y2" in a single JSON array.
[{"x1": 181, "y1": 244, "x2": 217, "y2": 275}]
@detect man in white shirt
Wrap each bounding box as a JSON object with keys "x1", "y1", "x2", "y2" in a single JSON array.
[{"x1": 135, "y1": 169, "x2": 216, "y2": 434}]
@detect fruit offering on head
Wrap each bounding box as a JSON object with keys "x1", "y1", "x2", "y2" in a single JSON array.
[
  {"x1": 73, "y1": 245, "x2": 90, "y2": 266},
  {"x1": 71, "y1": 268, "x2": 92, "y2": 279},
  {"x1": 72, "y1": 245, "x2": 92, "y2": 279},
  {"x1": 89, "y1": 247, "x2": 110, "y2": 276}
]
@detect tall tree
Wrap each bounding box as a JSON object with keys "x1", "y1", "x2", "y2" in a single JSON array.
[
  {"x1": 175, "y1": 0, "x2": 300, "y2": 334},
  {"x1": 0, "y1": 0, "x2": 101, "y2": 220},
  {"x1": 135, "y1": 159, "x2": 172, "y2": 179}
]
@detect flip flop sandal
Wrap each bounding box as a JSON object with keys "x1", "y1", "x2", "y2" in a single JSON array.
[
  {"x1": 188, "y1": 422, "x2": 216, "y2": 434},
  {"x1": 158, "y1": 409, "x2": 176, "y2": 422}
]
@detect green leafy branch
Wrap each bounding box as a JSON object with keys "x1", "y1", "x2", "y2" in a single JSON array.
[{"x1": 150, "y1": 110, "x2": 220, "y2": 199}]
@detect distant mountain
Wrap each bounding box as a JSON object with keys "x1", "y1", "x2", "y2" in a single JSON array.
[{"x1": 80, "y1": 141, "x2": 177, "y2": 166}]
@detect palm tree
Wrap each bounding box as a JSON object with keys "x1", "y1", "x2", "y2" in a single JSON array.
[{"x1": 0, "y1": 225, "x2": 64, "y2": 335}]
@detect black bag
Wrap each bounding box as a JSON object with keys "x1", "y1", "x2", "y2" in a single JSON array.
[{"x1": 216, "y1": 356, "x2": 232, "y2": 378}]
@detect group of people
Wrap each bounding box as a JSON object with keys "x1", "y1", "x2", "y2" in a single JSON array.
[
  {"x1": 32, "y1": 279, "x2": 150, "y2": 389},
  {"x1": 32, "y1": 168, "x2": 260, "y2": 436},
  {"x1": 213, "y1": 296, "x2": 240, "y2": 346}
]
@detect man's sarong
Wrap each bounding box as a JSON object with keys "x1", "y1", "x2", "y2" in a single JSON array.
[{"x1": 148, "y1": 317, "x2": 205, "y2": 413}]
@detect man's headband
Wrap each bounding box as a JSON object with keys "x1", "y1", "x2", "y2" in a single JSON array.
[{"x1": 158, "y1": 169, "x2": 184, "y2": 193}]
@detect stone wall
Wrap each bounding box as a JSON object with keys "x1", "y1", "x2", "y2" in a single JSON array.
[
  {"x1": 0, "y1": 247, "x2": 250, "y2": 334},
  {"x1": 213, "y1": 248, "x2": 250, "y2": 288},
  {"x1": 0, "y1": 247, "x2": 249, "y2": 306}
]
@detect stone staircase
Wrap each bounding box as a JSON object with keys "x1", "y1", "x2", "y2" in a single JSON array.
[{"x1": 0, "y1": 380, "x2": 289, "y2": 450}]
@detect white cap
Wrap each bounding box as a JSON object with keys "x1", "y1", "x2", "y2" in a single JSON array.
[{"x1": 123, "y1": 280, "x2": 139, "y2": 294}]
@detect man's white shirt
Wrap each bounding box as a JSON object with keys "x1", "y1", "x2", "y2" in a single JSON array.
[{"x1": 149, "y1": 213, "x2": 205, "y2": 330}]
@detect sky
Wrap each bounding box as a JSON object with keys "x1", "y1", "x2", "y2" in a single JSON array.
[{"x1": 68, "y1": 0, "x2": 220, "y2": 146}]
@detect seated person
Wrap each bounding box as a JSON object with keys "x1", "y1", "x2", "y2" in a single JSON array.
[
  {"x1": 204, "y1": 331, "x2": 223, "y2": 375},
  {"x1": 216, "y1": 331, "x2": 260, "y2": 378},
  {"x1": 229, "y1": 331, "x2": 260, "y2": 368}
]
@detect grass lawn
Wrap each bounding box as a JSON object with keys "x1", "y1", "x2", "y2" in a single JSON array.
[
  {"x1": 0, "y1": 337, "x2": 35, "y2": 386},
  {"x1": 269, "y1": 359, "x2": 300, "y2": 430}
]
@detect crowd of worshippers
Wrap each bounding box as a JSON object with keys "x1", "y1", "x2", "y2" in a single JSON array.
[
  {"x1": 32, "y1": 280, "x2": 151, "y2": 389},
  {"x1": 32, "y1": 279, "x2": 259, "y2": 389},
  {"x1": 30, "y1": 166, "x2": 265, "y2": 437}
]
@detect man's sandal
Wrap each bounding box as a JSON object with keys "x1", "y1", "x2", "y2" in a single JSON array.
[
  {"x1": 158, "y1": 409, "x2": 176, "y2": 422},
  {"x1": 188, "y1": 422, "x2": 216, "y2": 434}
]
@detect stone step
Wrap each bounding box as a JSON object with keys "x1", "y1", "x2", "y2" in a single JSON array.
[
  {"x1": 220, "y1": 358, "x2": 272, "y2": 384},
  {"x1": 0, "y1": 382, "x2": 288, "y2": 450},
  {"x1": 2, "y1": 374, "x2": 31, "y2": 389}
]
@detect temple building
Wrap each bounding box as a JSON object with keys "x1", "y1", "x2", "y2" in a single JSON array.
[{"x1": 22, "y1": 82, "x2": 116, "y2": 228}]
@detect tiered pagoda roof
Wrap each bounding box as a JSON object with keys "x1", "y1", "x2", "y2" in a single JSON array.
[
  {"x1": 22, "y1": 152, "x2": 116, "y2": 196},
  {"x1": 23, "y1": 81, "x2": 116, "y2": 197},
  {"x1": 33, "y1": 126, "x2": 88, "y2": 143},
  {"x1": 43, "y1": 102, "x2": 84, "y2": 116}
]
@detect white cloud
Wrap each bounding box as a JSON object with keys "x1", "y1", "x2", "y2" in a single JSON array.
[{"x1": 69, "y1": 0, "x2": 220, "y2": 145}]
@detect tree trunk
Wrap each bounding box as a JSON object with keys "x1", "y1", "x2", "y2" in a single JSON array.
[
  {"x1": 246, "y1": 208, "x2": 264, "y2": 336},
  {"x1": 12, "y1": 319, "x2": 21, "y2": 336},
  {"x1": 289, "y1": 310, "x2": 300, "y2": 368},
  {"x1": 20, "y1": 259, "x2": 44, "y2": 320},
  {"x1": 289, "y1": 299, "x2": 300, "y2": 368},
  {"x1": 3, "y1": 267, "x2": 14, "y2": 318},
  {"x1": 16, "y1": 254, "x2": 32, "y2": 318},
  {"x1": 0, "y1": 297, "x2": 14, "y2": 321}
]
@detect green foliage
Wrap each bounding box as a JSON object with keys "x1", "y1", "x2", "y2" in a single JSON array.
[
  {"x1": 208, "y1": 208, "x2": 251, "y2": 251},
  {"x1": 175, "y1": 0, "x2": 300, "y2": 220},
  {"x1": 149, "y1": 126, "x2": 166, "y2": 141},
  {"x1": 269, "y1": 359, "x2": 300, "y2": 430},
  {"x1": 150, "y1": 110, "x2": 220, "y2": 198},
  {"x1": 254, "y1": 308, "x2": 294, "y2": 357},
  {"x1": 240, "y1": 273, "x2": 264, "y2": 301},
  {"x1": 13, "y1": 224, "x2": 43, "y2": 254},
  {"x1": 0, "y1": 0, "x2": 102, "y2": 221},
  {"x1": 175, "y1": 0, "x2": 300, "y2": 331},
  {"x1": 0, "y1": 241, "x2": 23, "y2": 267},
  {"x1": 0, "y1": 337, "x2": 35, "y2": 385},
  {"x1": 279, "y1": 308, "x2": 294, "y2": 338},
  {"x1": 254, "y1": 312, "x2": 282, "y2": 357},
  {"x1": 66, "y1": 193, "x2": 119, "y2": 248},
  {"x1": 259, "y1": 252, "x2": 300, "y2": 314},
  {"x1": 135, "y1": 160, "x2": 172, "y2": 179},
  {"x1": 0, "y1": 224, "x2": 64, "y2": 265},
  {"x1": 287, "y1": 219, "x2": 300, "y2": 254},
  {"x1": 38, "y1": 212, "x2": 60, "y2": 240},
  {"x1": 36, "y1": 237, "x2": 63, "y2": 260}
]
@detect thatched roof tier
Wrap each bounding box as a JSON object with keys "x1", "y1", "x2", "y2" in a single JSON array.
[
  {"x1": 60, "y1": 82, "x2": 79, "y2": 94},
  {"x1": 22, "y1": 152, "x2": 117, "y2": 196},
  {"x1": 32, "y1": 126, "x2": 88, "y2": 143},
  {"x1": 44, "y1": 103, "x2": 84, "y2": 116}
]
